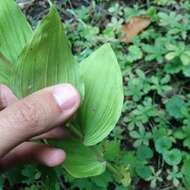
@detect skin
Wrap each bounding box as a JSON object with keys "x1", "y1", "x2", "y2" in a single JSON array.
[{"x1": 0, "y1": 83, "x2": 80, "y2": 171}]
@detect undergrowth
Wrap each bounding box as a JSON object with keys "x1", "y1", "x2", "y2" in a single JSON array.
[{"x1": 1, "y1": 0, "x2": 190, "y2": 189}]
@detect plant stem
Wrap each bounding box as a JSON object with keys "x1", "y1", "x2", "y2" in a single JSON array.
[
  {"x1": 106, "y1": 162, "x2": 123, "y2": 179},
  {"x1": 68, "y1": 123, "x2": 83, "y2": 140},
  {"x1": 47, "y1": 0, "x2": 52, "y2": 6}
]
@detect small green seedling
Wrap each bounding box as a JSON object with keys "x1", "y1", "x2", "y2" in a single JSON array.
[{"x1": 0, "y1": 0, "x2": 124, "y2": 182}]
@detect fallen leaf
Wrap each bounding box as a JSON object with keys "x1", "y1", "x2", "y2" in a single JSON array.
[{"x1": 121, "y1": 16, "x2": 151, "y2": 43}]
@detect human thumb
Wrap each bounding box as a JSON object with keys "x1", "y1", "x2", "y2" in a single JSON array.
[{"x1": 0, "y1": 84, "x2": 80, "y2": 157}]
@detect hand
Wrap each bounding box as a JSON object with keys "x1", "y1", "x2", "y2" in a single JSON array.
[{"x1": 0, "y1": 84, "x2": 80, "y2": 170}]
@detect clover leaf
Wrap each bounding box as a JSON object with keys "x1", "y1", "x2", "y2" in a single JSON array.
[{"x1": 163, "y1": 149, "x2": 182, "y2": 166}]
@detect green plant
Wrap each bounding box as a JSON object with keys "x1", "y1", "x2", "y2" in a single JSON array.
[
  {"x1": 163, "y1": 149, "x2": 182, "y2": 166},
  {"x1": 155, "y1": 136, "x2": 172, "y2": 154},
  {"x1": 126, "y1": 45, "x2": 143, "y2": 62},
  {"x1": 126, "y1": 97, "x2": 157, "y2": 131},
  {"x1": 165, "y1": 43, "x2": 190, "y2": 66},
  {"x1": 141, "y1": 37, "x2": 168, "y2": 63},
  {"x1": 154, "y1": 0, "x2": 176, "y2": 5},
  {"x1": 167, "y1": 166, "x2": 183, "y2": 187},
  {"x1": 147, "y1": 167, "x2": 163, "y2": 188},
  {"x1": 1, "y1": 0, "x2": 190, "y2": 189},
  {"x1": 165, "y1": 96, "x2": 185, "y2": 119},
  {"x1": 0, "y1": 0, "x2": 124, "y2": 184},
  {"x1": 182, "y1": 156, "x2": 190, "y2": 189},
  {"x1": 130, "y1": 125, "x2": 152, "y2": 147}
]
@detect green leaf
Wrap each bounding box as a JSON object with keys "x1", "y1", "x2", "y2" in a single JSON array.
[
  {"x1": 135, "y1": 165, "x2": 152, "y2": 180},
  {"x1": 136, "y1": 145, "x2": 153, "y2": 161},
  {"x1": 127, "y1": 45, "x2": 143, "y2": 62},
  {"x1": 182, "y1": 157, "x2": 190, "y2": 189},
  {"x1": 155, "y1": 136, "x2": 172, "y2": 154},
  {"x1": 120, "y1": 152, "x2": 140, "y2": 172},
  {"x1": 183, "y1": 138, "x2": 190, "y2": 149},
  {"x1": 11, "y1": 6, "x2": 83, "y2": 97},
  {"x1": 119, "y1": 166, "x2": 131, "y2": 187},
  {"x1": 0, "y1": 0, "x2": 32, "y2": 63},
  {"x1": 103, "y1": 140, "x2": 121, "y2": 162},
  {"x1": 0, "y1": 176, "x2": 4, "y2": 190},
  {"x1": 0, "y1": 54, "x2": 13, "y2": 86},
  {"x1": 50, "y1": 139, "x2": 106, "y2": 178},
  {"x1": 165, "y1": 96, "x2": 185, "y2": 119},
  {"x1": 165, "y1": 52, "x2": 176, "y2": 61},
  {"x1": 164, "y1": 58, "x2": 183, "y2": 74},
  {"x1": 79, "y1": 44, "x2": 123, "y2": 146},
  {"x1": 183, "y1": 65, "x2": 190, "y2": 77},
  {"x1": 174, "y1": 129, "x2": 186, "y2": 139},
  {"x1": 92, "y1": 171, "x2": 112, "y2": 188},
  {"x1": 180, "y1": 53, "x2": 190, "y2": 66},
  {"x1": 163, "y1": 149, "x2": 182, "y2": 166}
]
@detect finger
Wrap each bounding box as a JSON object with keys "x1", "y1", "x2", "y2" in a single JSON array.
[
  {"x1": 0, "y1": 87, "x2": 68, "y2": 140},
  {"x1": 0, "y1": 142, "x2": 65, "y2": 170},
  {"x1": 0, "y1": 84, "x2": 80, "y2": 157},
  {"x1": 0, "y1": 84, "x2": 17, "y2": 110},
  {"x1": 32, "y1": 126, "x2": 70, "y2": 140}
]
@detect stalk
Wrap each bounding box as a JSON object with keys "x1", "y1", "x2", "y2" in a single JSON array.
[
  {"x1": 92, "y1": 146, "x2": 123, "y2": 181},
  {"x1": 106, "y1": 162, "x2": 123, "y2": 180},
  {"x1": 47, "y1": 0, "x2": 52, "y2": 6},
  {"x1": 69, "y1": 124, "x2": 83, "y2": 139}
]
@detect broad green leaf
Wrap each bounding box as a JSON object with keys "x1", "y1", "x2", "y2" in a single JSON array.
[
  {"x1": 11, "y1": 6, "x2": 83, "y2": 97},
  {"x1": 0, "y1": 0, "x2": 32, "y2": 64},
  {"x1": 79, "y1": 44, "x2": 123, "y2": 146},
  {"x1": 0, "y1": 54, "x2": 13, "y2": 86},
  {"x1": 51, "y1": 139, "x2": 106, "y2": 178}
]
